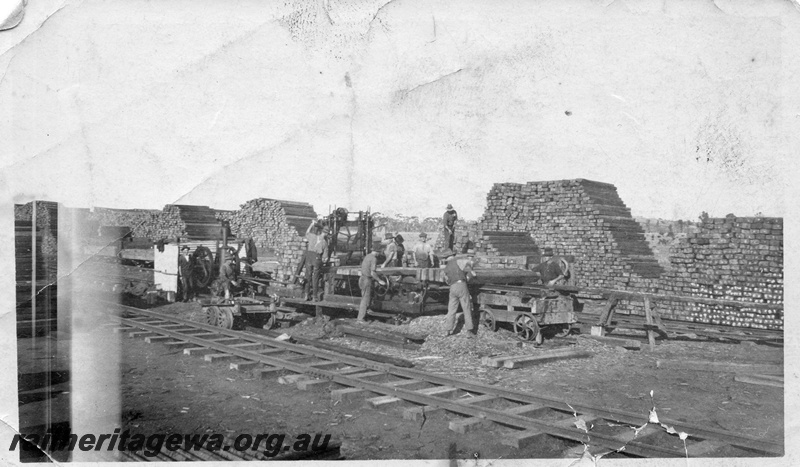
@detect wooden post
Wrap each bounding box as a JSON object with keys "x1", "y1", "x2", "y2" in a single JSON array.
[
  {"x1": 644, "y1": 296, "x2": 656, "y2": 351},
  {"x1": 597, "y1": 295, "x2": 619, "y2": 327},
  {"x1": 31, "y1": 201, "x2": 37, "y2": 340}
]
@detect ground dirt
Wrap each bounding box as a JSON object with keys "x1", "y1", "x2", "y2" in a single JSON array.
[{"x1": 112, "y1": 295, "x2": 783, "y2": 461}]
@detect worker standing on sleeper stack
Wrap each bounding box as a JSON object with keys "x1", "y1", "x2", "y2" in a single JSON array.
[
  {"x1": 413, "y1": 232, "x2": 434, "y2": 268},
  {"x1": 441, "y1": 249, "x2": 477, "y2": 337},
  {"x1": 442, "y1": 204, "x2": 458, "y2": 251},
  {"x1": 358, "y1": 246, "x2": 387, "y2": 322}
]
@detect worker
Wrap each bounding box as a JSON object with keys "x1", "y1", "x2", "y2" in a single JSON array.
[
  {"x1": 219, "y1": 256, "x2": 239, "y2": 300},
  {"x1": 413, "y1": 232, "x2": 434, "y2": 268},
  {"x1": 382, "y1": 234, "x2": 405, "y2": 268},
  {"x1": 531, "y1": 255, "x2": 572, "y2": 286},
  {"x1": 306, "y1": 226, "x2": 330, "y2": 301},
  {"x1": 442, "y1": 204, "x2": 458, "y2": 251},
  {"x1": 358, "y1": 245, "x2": 387, "y2": 321},
  {"x1": 382, "y1": 234, "x2": 397, "y2": 268},
  {"x1": 441, "y1": 249, "x2": 477, "y2": 337},
  {"x1": 294, "y1": 220, "x2": 321, "y2": 286},
  {"x1": 178, "y1": 245, "x2": 194, "y2": 302}
]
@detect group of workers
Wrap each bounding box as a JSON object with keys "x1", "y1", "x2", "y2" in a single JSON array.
[
  {"x1": 177, "y1": 238, "x2": 258, "y2": 302},
  {"x1": 176, "y1": 202, "x2": 572, "y2": 338}
]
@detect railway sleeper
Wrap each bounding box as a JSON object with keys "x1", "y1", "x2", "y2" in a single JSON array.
[
  {"x1": 448, "y1": 403, "x2": 548, "y2": 434},
  {"x1": 403, "y1": 393, "x2": 498, "y2": 421},
  {"x1": 366, "y1": 385, "x2": 461, "y2": 410},
  {"x1": 204, "y1": 353, "x2": 236, "y2": 362}
]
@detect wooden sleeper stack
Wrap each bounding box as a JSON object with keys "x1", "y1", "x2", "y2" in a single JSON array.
[{"x1": 220, "y1": 198, "x2": 318, "y2": 281}]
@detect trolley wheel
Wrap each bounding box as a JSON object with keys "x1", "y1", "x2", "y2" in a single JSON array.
[
  {"x1": 513, "y1": 314, "x2": 542, "y2": 344},
  {"x1": 205, "y1": 306, "x2": 234, "y2": 329},
  {"x1": 480, "y1": 309, "x2": 497, "y2": 332},
  {"x1": 374, "y1": 276, "x2": 390, "y2": 297},
  {"x1": 217, "y1": 307, "x2": 235, "y2": 329},
  {"x1": 554, "y1": 323, "x2": 572, "y2": 338},
  {"x1": 204, "y1": 306, "x2": 220, "y2": 327}
]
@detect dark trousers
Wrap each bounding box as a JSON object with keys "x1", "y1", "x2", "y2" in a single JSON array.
[
  {"x1": 443, "y1": 228, "x2": 455, "y2": 250},
  {"x1": 304, "y1": 257, "x2": 323, "y2": 300},
  {"x1": 179, "y1": 273, "x2": 193, "y2": 301}
]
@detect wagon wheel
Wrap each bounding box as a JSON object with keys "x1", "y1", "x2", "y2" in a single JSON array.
[
  {"x1": 374, "y1": 275, "x2": 390, "y2": 297},
  {"x1": 204, "y1": 306, "x2": 221, "y2": 327},
  {"x1": 480, "y1": 309, "x2": 497, "y2": 332},
  {"x1": 217, "y1": 307, "x2": 235, "y2": 329},
  {"x1": 553, "y1": 323, "x2": 572, "y2": 338},
  {"x1": 204, "y1": 306, "x2": 234, "y2": 329},
  {"x1": 192, "y1": 246, "x2": 215, "y2": 288},
  {"x1": 513, "y1": 314, "x2": 542, "y2": 344}
]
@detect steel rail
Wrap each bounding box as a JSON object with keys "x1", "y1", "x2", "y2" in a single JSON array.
[{"x1": 108, "y1": 302, "x2": 782, "y2": 457}]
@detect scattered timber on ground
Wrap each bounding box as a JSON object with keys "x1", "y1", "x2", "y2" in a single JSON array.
[
  {"x1": 656, "y1": 359, "x2": 782, "y2": 375},
  {"x1": 733, "y1": 374, "x2": 784, "y2": 388}
]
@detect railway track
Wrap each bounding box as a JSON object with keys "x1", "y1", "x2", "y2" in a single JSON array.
[{"x1": 108, "y1": 302, "x2": 782, "y2": 459}]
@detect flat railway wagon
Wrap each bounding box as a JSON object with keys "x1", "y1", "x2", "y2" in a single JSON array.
[{"x1": 201, "y1": 263, "x2": 577, "y2": 343}]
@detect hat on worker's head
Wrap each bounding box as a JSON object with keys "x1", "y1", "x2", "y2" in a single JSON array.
[
  {"x1": 181, "y1": 245, "x2": 190, "y2": 252},
  {"x1": 395, "y1": 234, "x2": 404, "y2": 243},
  {"x1": 446, "y1": 204, "x2": 453, "y2": 210},
  {"x1": 384, "y1": 233, "x2": 393, "y2": 240},
  {"x1": 440, "y1": 249, "x2": 455, "y2": 259},
  {"x1": 419, "y1": 232, "x2": 428, "y2": 239}
]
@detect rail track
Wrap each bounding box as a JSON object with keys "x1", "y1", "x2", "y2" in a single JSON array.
[{"x1": 109, "y1": 302, "x2": 782, "y2": 459}]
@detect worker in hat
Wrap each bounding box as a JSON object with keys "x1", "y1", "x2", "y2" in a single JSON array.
[
  {"x1": 441, "y1": 248, "x2": 477, "y2": 337},
  {"x1": 358, "y1": 244, "x2": 387, "y2": 321},
  {"x1": 305, "y1": 225, "x2": 331, "y2": 301},
  {"x1": 294, "y1": 219, "x2": 322, "y2": 287},
  {"x1": 413, "y1": 232, "x2": 434, "y2": 268},
  {"x1": 219, "y1": 255, "x2": 239, "y2": 300},
  {"x1": 442, "y1": 204, "x2": 458, "y2": 251},
  {"x1": 531, "y1": 255, "x2": 572, "y2": 286},
  {"x1": 382, "y1": 233, "x2": 405, "y2": 268},
  {"x1": 178, "y1": 245, "x2": 195, "y2": 302}
]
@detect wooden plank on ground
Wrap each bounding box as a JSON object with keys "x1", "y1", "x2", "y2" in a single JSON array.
[
  {"x1": 503, "y1": 351, "x2": 592, "y2": 369},
  {"x1": 734, "y1": 374, "x2": 784, "y2": 388},
  {"x1": 482, "y1": 347, "x2": 581, "y2": 368},
  {"x1": 583, "y1": 335, "x2": 641, "y2": 350},
  {"x1": 656, "y1": 360, "x2": 782, "y2": 375}
]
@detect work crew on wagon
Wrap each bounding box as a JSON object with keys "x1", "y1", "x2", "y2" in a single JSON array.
[{"x1": 413, "y1": 232, "x2": 434, "y2": 268}]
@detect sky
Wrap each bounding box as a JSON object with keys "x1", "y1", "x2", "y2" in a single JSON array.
[{"x1": 1, "y1": 0, "x2": 798, "y2": 223}]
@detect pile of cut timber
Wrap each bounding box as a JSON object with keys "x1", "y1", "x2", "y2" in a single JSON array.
[
  {"x1": 133, "y1": 205, "x2": 227, "y2": 241},
  {"x1": 659, "y1": 217, "x2": 783, "y2": 330},
  {"x1": 86, "y1": 205, "x2": 229, "y2": 241},
  {"x1": 88, "y1": 207, "x2": 160, "y2": 238},
  {"x1": 480, "y1": 179, "x2": 664, "y2": 283},
  {"x1": 221, "y1": 198, "x2": 318, "y2": 281}
]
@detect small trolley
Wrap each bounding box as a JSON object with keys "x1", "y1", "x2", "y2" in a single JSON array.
[{"x1": 477, "y1": 285, "x2": 576, "y2": 344}]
